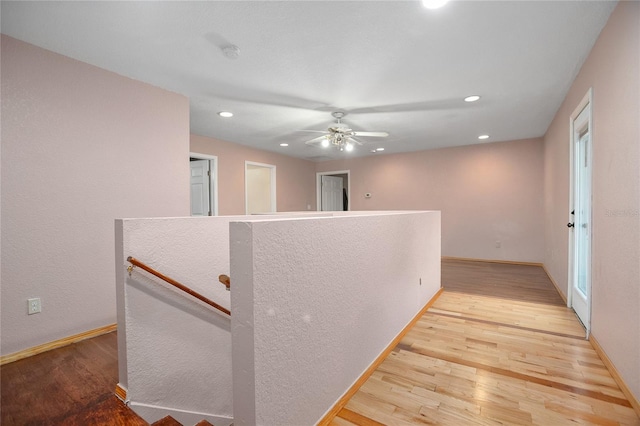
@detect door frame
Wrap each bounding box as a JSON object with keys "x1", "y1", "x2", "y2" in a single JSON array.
[
  {"x1": 316, "y1": 170, "x2": 350, "y2": 212},
  {"x1": 567, "y1": 88, "x2": 593, "y2": 337},
  {"x1": 245, "y1": 161, "x2": 277, "y2": 215},
  {"x1": 190, "y1": 152, "x2": 218, "y2": 216}
]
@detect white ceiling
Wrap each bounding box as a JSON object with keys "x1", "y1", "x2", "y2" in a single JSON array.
[{"x1": 1, "y1": 1, "x2": 616, "y2": 161}]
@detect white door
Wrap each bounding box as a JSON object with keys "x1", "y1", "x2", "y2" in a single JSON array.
[
  {"x1": 569, "y1": 96, "x2": 592, "y2": 335},
  {"x1": 321, "y1": 176, "x2": 344, "y2": 211},
  {"x1": 190, "y1": 159, "x2": 210, "y2": 216}
]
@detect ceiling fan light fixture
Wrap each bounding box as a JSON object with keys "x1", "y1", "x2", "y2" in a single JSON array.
[
  {"x1": 464, "y1": 95, "x2": 481, "y2": 102},
  {"x1": 304, "y1": 111, "x2": 388, "y2": 154},
  {"x1": 422, "y1": 0, "x2": 450, "y2": 9}
]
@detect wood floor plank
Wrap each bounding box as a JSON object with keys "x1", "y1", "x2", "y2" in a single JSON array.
[
  {"x1": 330, "y1": 415, "x2": 360, "y2": 426},
  {"x1": 336, "y1": 408, "x2": 386, "y2": 426},
  {"x1": 338, "y1": 260, "x2": 640, "y2": 425},
  {"x1": 441, "y1": 259, "x2": 566, "y2": 305},
  {"x1": 54, "y1": 394, "x2": 148, "y2": 426},
  {"x1": 3, "y1": 259, "x2": 638, "y2": 426},
  {"x1": 0, "y1": 331, "x2": 144, "y2": 426}
]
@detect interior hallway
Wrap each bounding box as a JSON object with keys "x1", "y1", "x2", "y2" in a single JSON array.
[{"x1": 1, "y1": 260, "x2": 639, "y2": 425}]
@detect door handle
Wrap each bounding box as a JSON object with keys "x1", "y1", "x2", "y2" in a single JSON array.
[{"x1": 567, "y1": 222, "x2": 574, "y2": 228}]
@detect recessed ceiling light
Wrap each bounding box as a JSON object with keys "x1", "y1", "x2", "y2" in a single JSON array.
[
  {"x1": 464, "y1": 95, "x2": 481, "y2": 102},
  {"x1": 279, "y1": 143, "x2": 289, "y2": 147},
  {"x1": 422, "y1": 0, "x2": 450, "y2": 9},
  {"x1": 218, "y1": 111, "x2": 233, "y2": 118},
  {"x1": 478, "y1": 135, "x2": 490, "y2": 140},
  {"x1": 376, "y1": 148, "x2": 385, "y2": 151}
]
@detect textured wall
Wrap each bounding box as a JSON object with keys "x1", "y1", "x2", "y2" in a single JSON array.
[
  {"x1": 543, "y1": 1, "x2": 640, "y2": 402},
  {"x1": 116, "y1": 213, "x2": 339, "y2": 423},
  {"x1": 317, "y1": 138, "x2": 544, "y2": 262},
  {"x1": 191, "y1": 134, "x2": 317, "y2": 215},
  {"x1": 0, "y1": 36, "x2": 190, "y2": 356},
  {"x1": 117, "y1": 217, "x2": 243, "y2": 425},
  {"x1": 230, "y1": 211, "x2": 441, "y2": 425}
]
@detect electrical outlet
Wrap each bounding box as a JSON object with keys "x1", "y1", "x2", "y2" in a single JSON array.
[{"x1": 28, "y1": 298, "x2": 41, "y2": 315}]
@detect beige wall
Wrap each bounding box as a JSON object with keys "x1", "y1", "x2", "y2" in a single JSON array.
[
  {"x1": 317, "y1": 138, "x2": 545, "y2": 263},
  {"x1": 194, "y1": 134, "x2": 544, "y2": 262},
  {"x1": 543, "y1": 1, "x2": 639, "y2": 402},
  {"x1": 246, "y1": 164, "x2": 273, "y2": 214},
  {"x1": 191, "y1": 135, "x2": 316, "y2": 215},
  {"x1": 1, "y1": 36, "x2": 190, "y2": 356}
]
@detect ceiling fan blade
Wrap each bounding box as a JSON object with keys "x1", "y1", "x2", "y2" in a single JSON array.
[
  {"x1": 297, "y1": 129, "x2": 328, "y2": 134},
  {"x1": 349, "y1": 137, "x2": 364, "y2": 146},
  {"x1": 352, "y1": 131, "x2": 389, "y2": 137},
  {"x1": 304, "y1": 135, "x2": 328, "y2": 145}
]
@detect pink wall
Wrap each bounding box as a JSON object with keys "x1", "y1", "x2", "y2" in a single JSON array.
[
  {"x1": 1, "y1": 36, "x2": 190, "y2": 356},
  {"x1": 543, "y1": 1, "x2": 639, "y2": 402},
  {"x1": 191, "y1": 135, "x2": 316, "y2": 215},
  {"x1": 317, "y1": 139, "x2": 545, "y2": 263}
]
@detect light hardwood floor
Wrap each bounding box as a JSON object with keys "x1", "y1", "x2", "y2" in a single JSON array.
[
  {"x1": 2, "y1": 260, "x2": 638, "y2": 425},
  {"x1": 330, "y1": 259, "x2": 640, "y2": 426}
]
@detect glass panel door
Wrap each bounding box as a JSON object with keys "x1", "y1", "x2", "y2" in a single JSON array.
[{"x1": 570, "y1": 96, "x2": 592, "y2": 336}]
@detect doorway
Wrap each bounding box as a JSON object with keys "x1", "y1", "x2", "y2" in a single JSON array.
[
  {"x1": 245, "y1": 161, "x2": 276, "y2": 214},
  {"x1": 189, "y1": 153, "x2": 218, "y2": 216},
  {"x1": 317, "y1": 170, "x2": 350, "y2": 211},
  {"x1": 568, "y1": 89, "x2": 592, "y2": 337}
]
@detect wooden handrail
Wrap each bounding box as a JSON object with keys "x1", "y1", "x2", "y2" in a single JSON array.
[
  {"x1": 127, "y1": 256, "x2": 230, "y2": 316},
  {"x1": 218, "y1": 274, "x2": 231, "y2": 290}
]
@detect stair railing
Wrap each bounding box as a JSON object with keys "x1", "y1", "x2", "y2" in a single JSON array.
[{"x1": 126, "y1": 256, "x2": 230, "y2": 316}]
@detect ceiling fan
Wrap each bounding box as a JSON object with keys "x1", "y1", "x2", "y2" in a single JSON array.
[{"x1": 302, "y1": 112, "x2": 389, "y2": 152}]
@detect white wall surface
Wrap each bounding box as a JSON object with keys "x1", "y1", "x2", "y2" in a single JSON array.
[
  {"x1": 1, "y1": 36, "x2": 190, "y2": 356},
  {"x1": 230, "y1": 211, "x2": 441, "y2": 425},
  {"x1": 116, "y1": 216, "x2": 245, "y2": 424},
  {"x1": 116, "y1": 214, "x2": 334, "y2": 423}
]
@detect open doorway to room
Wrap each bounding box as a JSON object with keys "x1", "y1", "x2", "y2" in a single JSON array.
[
  {"x1": 189, "y1": 153, "x2": 218, "y2": 216},
  {"x1": 245, "y1": 161, "x2": 276, "y2": 214},
  {"x1": 317, "y1": 170, "x2": 350, "y2": 211}
]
